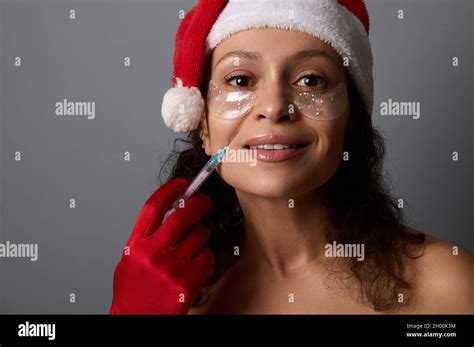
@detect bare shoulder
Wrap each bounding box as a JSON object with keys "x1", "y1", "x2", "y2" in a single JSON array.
[{"x1": 403, "y1": 226, "x2": 474, "y2": 313}]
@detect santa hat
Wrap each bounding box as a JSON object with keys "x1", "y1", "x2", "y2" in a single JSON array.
[{"x1": 162, "y1": 0, "x2": 373, "y2": 133}]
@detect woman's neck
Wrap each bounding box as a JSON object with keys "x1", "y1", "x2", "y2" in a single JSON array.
[{"x1": 235, "y1": 188, "x2": 333, "y2": 278}]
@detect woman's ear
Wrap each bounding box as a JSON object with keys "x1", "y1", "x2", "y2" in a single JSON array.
[{"x1": 199, "y1": 113, "x2": 211, "y2": 156}]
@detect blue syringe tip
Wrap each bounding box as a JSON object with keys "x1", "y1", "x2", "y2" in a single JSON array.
[{"x1": 209, "y1": 146, "x2": 228, "y2": 167}]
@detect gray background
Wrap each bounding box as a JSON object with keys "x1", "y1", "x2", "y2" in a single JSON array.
[{"x1": 0, "y1": 0, "x2": 472, "y2": 313}]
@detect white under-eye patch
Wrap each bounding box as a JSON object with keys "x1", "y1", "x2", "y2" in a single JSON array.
[{"x1": 207, "y1": 81, "x2": 256, "y2": 120}]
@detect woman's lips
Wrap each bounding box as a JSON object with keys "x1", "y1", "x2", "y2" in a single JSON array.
[
  {"x1": 241, "y1": 134, "x2": 312, "y2": 163},
  {"x1": 247, "y1": 145, "x2": 309, "y2": 162}
]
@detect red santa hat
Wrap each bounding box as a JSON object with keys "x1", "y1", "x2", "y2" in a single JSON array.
[{"x1": 162, "y1": 0, "x2": 373, "y2": 133}]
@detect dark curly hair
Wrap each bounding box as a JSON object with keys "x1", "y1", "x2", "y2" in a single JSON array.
[{"x1": 158, "y1": 60, "x2": 426, "y2": 312}]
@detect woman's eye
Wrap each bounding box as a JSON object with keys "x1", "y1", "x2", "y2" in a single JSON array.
[
  {"x1": 226, "y1": 75, "x2": 252, "y2": 87},
  {"x1": 296, "y1": 74, "x2": 326, "y2": 88}
]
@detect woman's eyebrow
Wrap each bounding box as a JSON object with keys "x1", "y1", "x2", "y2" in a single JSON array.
[
  {"x1": 214, "y1": 49, "x2": 339, "y2": 69},
  {"x1": 214, "y1": 50, "x2": 263, "y2": 69},
  {"x1": 292, "y1": 49, "x2": 339, "y2": 67}
]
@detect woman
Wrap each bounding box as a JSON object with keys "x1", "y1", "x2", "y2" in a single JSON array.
[{"x1": 110, "y1": 0, "x2": 473, "y2": 314}]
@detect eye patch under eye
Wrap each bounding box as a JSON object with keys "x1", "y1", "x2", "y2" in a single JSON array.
[
  {"x1": 293, "y1": 82, "x2": 348, "y2": 120},
  {"x1": 207, "y1": 81, "x2": 256, "y2": 120},
  {"x1": 207, "y1": 81, "x2": 348, "y2": 121}
]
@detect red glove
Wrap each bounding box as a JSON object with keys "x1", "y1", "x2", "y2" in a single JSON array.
[{"x1": 110, "y1": 178, "x2": 215, "y2": 314}]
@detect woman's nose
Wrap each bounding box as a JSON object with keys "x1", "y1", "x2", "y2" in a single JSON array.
[{"x1": 251, "y1": 80, "x2": 298, "y2": 124}]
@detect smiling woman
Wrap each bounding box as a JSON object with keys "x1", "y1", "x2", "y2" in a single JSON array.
[
  {"x1": 110, "y1": 0, "x2": 474, "y2": 315},
  {"x1": 166, "y1": 28, "x2": 427, "y2": 312}
]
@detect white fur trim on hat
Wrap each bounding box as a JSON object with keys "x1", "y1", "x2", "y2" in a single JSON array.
[
  {"x1": 206, "y1": 0, "x2": 374, "y2": 115},
  {"x1": 161, "y1": 78, "x2": 205, "y2": 133}
]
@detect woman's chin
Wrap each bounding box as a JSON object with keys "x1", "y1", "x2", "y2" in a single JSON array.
[{"x1": 225, "y1": 176, "x2": 316, "y2": 200}]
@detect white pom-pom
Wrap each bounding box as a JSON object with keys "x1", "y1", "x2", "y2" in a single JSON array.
[{"x1": 161, "y1": 81, "x2": 205, "y2": 133}]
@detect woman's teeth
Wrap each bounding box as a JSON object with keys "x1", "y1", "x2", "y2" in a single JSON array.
[{"x1": 248, "y1": 144, "x2": 300, "y2": 150}]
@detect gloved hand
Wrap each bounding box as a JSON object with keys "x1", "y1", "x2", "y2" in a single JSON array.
[{"x1": 110, "y1": 178, "x2": 215, "y2": 314}]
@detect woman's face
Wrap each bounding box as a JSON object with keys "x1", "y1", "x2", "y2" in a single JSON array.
[{"x1": 201, "y1": 28, "x2": 350, "y2": 199}]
